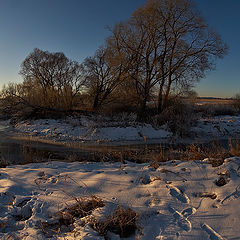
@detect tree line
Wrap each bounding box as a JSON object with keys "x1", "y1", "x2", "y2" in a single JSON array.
[{"x1": 1, "y1": 0, "x2": 228, "y2": 120}]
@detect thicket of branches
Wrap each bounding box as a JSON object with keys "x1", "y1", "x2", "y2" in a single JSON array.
[{"x1": 0, "y1": 0, "x2": 228, "y2": 121}]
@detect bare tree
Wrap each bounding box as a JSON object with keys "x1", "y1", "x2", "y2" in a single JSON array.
[
  {"x1": 82, "y1": 46, "x2": 127, "y2": 110},
  {"x1": 19, "y1": 48, "x2": 84, "y2": 111},
  {"x1": 108, "y1": 0, "x2": 228, "y2": 116}
]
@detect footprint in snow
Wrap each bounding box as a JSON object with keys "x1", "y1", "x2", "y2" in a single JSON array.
[
  {"x1": 11, "y1": 199, "x2": 33, "y2": 221},
  {"x1": 0, "y1": 172, "x2": 10, "y2": 179},
  {"x1": 181, "y1": 207, "x2": 197, "y2": 218},
  {"x1": 145, "y1": 197, "x2": 162, "y2": 207},
  {"x1": 0, "y1": 191, "x2": 16, "y2": 206},
  {"x1": 201, "y1": 223, "x2": 225, "y2": 240},
  {"x1": 167, "y1": 185, "x2": 190, "y2": 203},
  {"x1": 136, "y1": 174, "x2": 151, "y2": 184},
  {"x1": 169, "y1": 206, "x2": 195, "y2": 232},
  {"x1": 221, "y1": 185, "x2": 240, "y2": 205},
  {"x1": 149, "y1": 198, "x2": 162, "y2": 207},
  {"x1": 15, "y1": 197, "x2": 31, "y2": 208}
]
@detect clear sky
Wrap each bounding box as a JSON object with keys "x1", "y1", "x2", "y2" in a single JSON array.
[{"x1": 0, "y1": 0, "x2": 239, "y2": 98}]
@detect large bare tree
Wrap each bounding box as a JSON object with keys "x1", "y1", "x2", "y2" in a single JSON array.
[
  {"x1": 82, "y1": 46, "x2": 128, "y2": 110},
  {"x1": 19, "y1": 48, "x2": 84, "y2": 111},
  {"x1": 108, "y1": 0, "x2": 228, "y2": 116}
]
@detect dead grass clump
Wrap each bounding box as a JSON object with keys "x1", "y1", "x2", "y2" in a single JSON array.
[
  {"x1": 182, "y1": 144, "x2": 203, "y2": 161},
  {"x1": 194, "y1": 192, "x2": 217, "y2": 199},
  {"x1": 149, "y1": 161, "x2": 160, "y2": 170},
  {"x1": 148, "y1": 142, "x2": 231, "y2": 166},
  {"x1": 0, "y1": 156, "x2": 8, "y2": 168},
  {"x1": 180, "y1": 142, "x2": 231, "y2": 167},
  {"x1": 215, "y1": 176, "x2": 229, "y2": 187},
  {"x1": 92, "y1": 206, "x2": 138, "y2": 238},
  {"x1": 233, "y1": 93, "x2": 240, "y2": 112},
  {"x1": 64, "y1": 195, "x2": 104, "y2": 219},
  {"x1": 21, "y1": 145, "x2": 34, "y2": 164},
  {"x1": 93, "y1": 149, "x2": 149, "y2": 164},
  {"x1": 149, "y1": 146, "x2": 173, "y2": 164},
  {"x1": 229, "y1": 141, "x2": 240, "y2": 156},
  {"x1": 41, "y1": 195, "x2": 104, "y2": 237},
  {"x1": 215, "y1": 170, "x2": 230, "y2": 187},
  {"x1": 21, "y1": 143, "x2": 68, "y2": 165},
  {"x1": 196, "y1": 103, "x2": 237, "y2": 117},
  {"x1": 0, "y1": 220, "x2": 6, "y2": 229}
]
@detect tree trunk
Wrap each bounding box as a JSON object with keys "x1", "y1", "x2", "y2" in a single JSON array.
[
  {"x1": 93, "y1": 93, "x2": 99, "y2": 109},
  {"x1": 137, "y1": 80, "x2": 150, "y2": 121},
  {"x1": 98, "y1": 88, "x2": 111, "y2": 108},
  {"x1": 137, "y1": 96, "x2": 147, "y2": 121},
  {"x1": 157, "y1": 81, "x2": 164, "y2": 113},
  {"x1": 162, "y1": 75, "x2": 172, "y2": 109}
]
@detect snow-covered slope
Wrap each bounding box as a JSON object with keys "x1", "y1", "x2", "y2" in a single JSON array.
[{"x1": 0, "y1": 157, "x2": 239, "y2": 239}]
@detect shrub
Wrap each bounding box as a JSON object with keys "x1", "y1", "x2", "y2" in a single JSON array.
[
  {"x1": 64, "y1": 196, "x2": 104, "y2": 219},
  {"x1": 40, "y1": 196, "x2": 104, "y2": 237},
  {"x1": 152, "y1": 98, "x2": 197, "y2": 137},
  {"x1": 196, "y1": 103, "x2": 237, "y2": 117},
  {"x1": 233, "y1": 94, "x2": 240, "y2": 112},
  {"x1": 92, "y1": 206, "x2": 138, "y2": 238}
]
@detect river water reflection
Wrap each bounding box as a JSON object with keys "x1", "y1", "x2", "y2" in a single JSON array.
[{"x1": 0, "y1": 122, "x2": 239, "y2": 166}]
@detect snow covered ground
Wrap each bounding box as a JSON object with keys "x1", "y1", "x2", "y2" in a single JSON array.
[
  {"x1": 14, "y1": 115, "x2": 172, "y2": 143},
  {"x1": 14, "y1": 115, "x2": 240, "y2": 144},
  {"x1": 191, "y1": 115, "x2": 240, "y2": 140},
  {"x1": 0, "y1": 157, "x2": 240, "y2": 239},
  {"x1": 1, "y1": 115, "x2": 239, "y2": 239}
]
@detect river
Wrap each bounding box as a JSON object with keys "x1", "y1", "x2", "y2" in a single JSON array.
[{"x1": 0, "y1": 121, "x2": 238, "y2": 166}]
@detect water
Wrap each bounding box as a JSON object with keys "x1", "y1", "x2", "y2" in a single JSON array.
[{"x1": 0, "y1": 122, "x2": 239, "y2": 166}]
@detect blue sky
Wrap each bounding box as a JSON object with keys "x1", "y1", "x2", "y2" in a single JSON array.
[{"x1": 0, "y1": 0, "x2": 239, "y2": 97}]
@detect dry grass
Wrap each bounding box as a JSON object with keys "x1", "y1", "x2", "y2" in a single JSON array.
[
  {"x1": 215, "y1": 176, "x2": 229, "y2": 187},
  {"x1": 4, "y1": 139, "x2": 240, "y2": 169},
  {"x1": 82, "y1": 139, "x2": 240, "y2": 168},
  {"x1": 0, "y1": 220, "x2": 6, "y2": 229},
  {"x1": 63, "y1": 196, "x2": 105, "y2": 219},
  {"x1": 92, "y1": 205, "x2": 138, "y2": 238},
  {"x1": 0, "y1": 155, "x2": 8, "y2": 168},
  {"x1": 149, "y1": 140, "x2": 240, "y2": 168},
  {"x1": 40, "y1": 195, "x2": 104, "y2": 237},
  {"x1": 195, "y1": 98, "x2": 234, "y2": 105},
  {"x1": 229, "y1": 140, "x2": 240, "y2": 156},
  {"x1": 20, "y1": 141, "x2": 69, "y2": 165},
  {"x1": 179, "y1": 142, "x2": 230, "y2": 167},
  {"x1": 40, "y1": 197, "x2": 138, "y2": 239},
  {"x1": 194, "y1": 192, "x2": 217, "y2": 199}
]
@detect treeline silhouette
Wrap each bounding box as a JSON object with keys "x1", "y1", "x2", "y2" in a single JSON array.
[{"x1": 0, "y1": 0, "x2": 227, "y2": 123}]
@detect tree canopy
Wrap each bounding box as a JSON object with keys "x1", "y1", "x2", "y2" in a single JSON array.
[
  {"x1": 0, "y1": 0, "x2": 228, "y2": 120},
  {"x1": 108, "y1": 0, "x2": 228, "y2": 115}
]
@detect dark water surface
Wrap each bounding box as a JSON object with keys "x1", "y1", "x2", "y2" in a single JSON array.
[{"x1": 0, "y1": 122, "x2": 239, "y2": 166}]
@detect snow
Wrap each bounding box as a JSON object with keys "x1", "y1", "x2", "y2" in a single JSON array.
[
  {"x1": 191, "y1": 115, "x2": 240, "y2": 140},
  {"x1": 14, "y1": 116, "x2": 172, "y2": 143},
  {"x1": 1, "y1": 114, "x2": 239, "y2": 239},
  {"x1": 0, "y1": 157, "x2": 240, "y2": 239},
  {"x1": 14, "y1": 115, "x2": 240, "y2": 144}
]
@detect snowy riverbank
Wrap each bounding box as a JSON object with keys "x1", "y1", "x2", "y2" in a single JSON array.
[{"x1": 13, "y1": 115, "x2": 240, "y2": 144}]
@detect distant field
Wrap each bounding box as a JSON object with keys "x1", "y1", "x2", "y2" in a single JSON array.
[{"x1": 194, "y1": 98, "x2": 234, "y2": 105}]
